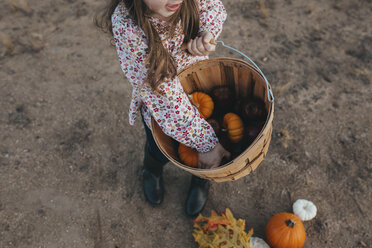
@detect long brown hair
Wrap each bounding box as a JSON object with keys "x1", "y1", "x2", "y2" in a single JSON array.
[{"x1": 95, "y1": 0, "x2": 199, "y2": 90}]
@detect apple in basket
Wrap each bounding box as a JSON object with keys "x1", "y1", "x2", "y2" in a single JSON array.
[
  {"x1": 225, "y1": 123, "x2": 264, "y2": 160},
  {"x1": 211, "y1": 86, "x2": 235, "y2": 115},
  {"x1": 237, "y1": 97, "x2": 266, "y2": 122},
  {"x1": 207, "y1": 118, "x2": 220, "y2": 136},
  {"x1": 245, "y1": 123, "x2": 264, "y2": 146}
]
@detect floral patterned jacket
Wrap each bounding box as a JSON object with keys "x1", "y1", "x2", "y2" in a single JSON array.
[{"x1": 111, "y1": 0, "x2": 227, "y2": 152}]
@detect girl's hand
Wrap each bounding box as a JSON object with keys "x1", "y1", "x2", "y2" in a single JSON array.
[
  {"x1": 187, "y1": 31, "x2": 216, "y2": 56},
  {"x1": 197, "y1": 143, "x2": 231, "y2": 169}
]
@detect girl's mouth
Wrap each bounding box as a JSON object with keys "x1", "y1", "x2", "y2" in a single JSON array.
[{"x1": 166, "y1": 3, "x2": 181, "y2": 12}]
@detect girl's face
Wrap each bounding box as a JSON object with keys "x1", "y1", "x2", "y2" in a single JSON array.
[{"x1": 143, "y1": 0, "x2": 184, "y2": 20}]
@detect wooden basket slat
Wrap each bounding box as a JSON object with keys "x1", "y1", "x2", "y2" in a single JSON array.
[
  {"x1": 212, "y1": 132, "x2": 273, "y2": 182},
  {"x1": 213, "y1": 154, "x2": 263, "y2": 182},
  {"x1": 252, "y1": 73, "x2": 265, "y2": 100},
  {"x1": 233, "y1": 67, "x2": 240, "y2": 97},
  {"x1": 198, "y1": 65, "x2": 223, "y2": 90},
  {"x1": 264, "y1": 85, "x2": 270, "y2": 111},
  {"x1": 223, "y1": 65, "x2": 235, "y2": 89},
  {"x1": 153, "y1": 123, "x2": 178, "y2": 159},
  {"x1": 237, "y1": 67, "x2": 252, "y2": 99},
  {"x1": 191, "y1": 72, "x2": 203, "y2": 92},
  {"x1": 182, "y1": 74, "x2": 198, "y2": 93},
  {"x1": 204, "y1": 129, "x2": 272, "y2": 182},
  {"x1": 218, "y1": 63, "x2": 227, "y2": 86},
  {"x1": 255, "y1": 81, "x2": 266, "y2": 101}
]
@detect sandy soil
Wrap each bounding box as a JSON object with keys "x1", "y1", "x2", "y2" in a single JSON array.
[{"x1": 0, "y1": 0, "x2": 371, "y2": 247}]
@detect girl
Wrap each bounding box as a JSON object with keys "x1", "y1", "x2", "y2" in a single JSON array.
[{"x1": 95, "y1": 0, "x2": 230, "y2": 217}]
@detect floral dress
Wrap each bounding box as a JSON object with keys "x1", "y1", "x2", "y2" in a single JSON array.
[{"x1": 111, "y1": 0, "x2": 227, "y2": 153}]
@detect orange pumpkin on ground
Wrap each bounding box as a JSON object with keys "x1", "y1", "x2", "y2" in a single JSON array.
[
  {"x1": 222, "y1": 113, "x2": 244, "y2": 143},
  {"x1": 178, "y1": 144, "x2": 198, "y2": 167},
  {"x1": 265, "y1": 212, "x2": 306, "y2": 248},
  {"x1": 189, "y1": 92, "x2": 214, "y2": 119}
]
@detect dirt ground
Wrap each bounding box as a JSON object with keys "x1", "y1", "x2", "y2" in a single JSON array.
[{"x1": 0, "y1": 0, "x2": 371, "y2": 247}]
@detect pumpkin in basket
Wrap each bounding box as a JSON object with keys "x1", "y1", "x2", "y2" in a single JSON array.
[
  {"x1": 178, "y1": 144, "x2": 198, "y2": 167},
  {"x1": 222, "y1": 113, "x2": 244, "y2": 143},
  {"x1": 189, "y1": 92, "x2": 214, "y2": 119},
  {"x1": 265, "y1": 212, "x2": 306, "y2": 248}
]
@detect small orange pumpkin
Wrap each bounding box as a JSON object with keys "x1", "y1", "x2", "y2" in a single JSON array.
[
  {"x1": 222, "y1": 113, "x2": 244, "y2": 143},
  {"x1": 265, "y1": 212, "x2": 306, "y2": 248},
  {"x1": 189, "y1": 92, "x2": 214, "y2": 119},
  {"x1": 178, "y1": 144, "x2": 198, "y2": 167}
]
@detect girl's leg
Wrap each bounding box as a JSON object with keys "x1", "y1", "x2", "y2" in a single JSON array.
[
  {"x1": 142, "y1": 116, "x2": 169, "y2": 205},
  {"x1": 185, "y1": 175, "x2": 210, "y2": 218},
  {"x1": 141, "y1": 114, "x2": 210, "y2": 216},
  {"x1": 142, "y1": 118, "x2": 169, "y2": 165}
]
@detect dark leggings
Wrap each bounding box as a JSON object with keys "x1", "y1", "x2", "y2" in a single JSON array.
[{"x1": 142, "y1": 117, "x2": 169, "y2": 164}]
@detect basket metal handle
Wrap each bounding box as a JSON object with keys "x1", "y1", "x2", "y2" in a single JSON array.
[{"x1": 216, "y1": 41, "x2": 274, "y2": 103}]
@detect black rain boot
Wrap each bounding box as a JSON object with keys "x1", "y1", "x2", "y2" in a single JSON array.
[
  {"x1": 185, "y1": 175, "x2": 210, "y2": 218},
  {"x1": 142, "y1": 148, "x2": 166, "y2": 206}
]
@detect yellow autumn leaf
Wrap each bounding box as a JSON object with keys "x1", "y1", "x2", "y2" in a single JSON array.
[{"x1": 193, "y1": 208, "x2": 253, "y2": 248}]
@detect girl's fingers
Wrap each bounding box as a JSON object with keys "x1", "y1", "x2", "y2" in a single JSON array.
[
  {"x1": 192, "y1": 37, "x2": 204, "y2": 56},
  {"x1": 196, "y1": 36, "x2": 205, "y2": 53},
  {"x1": 204, "y1": 43, "x2": 216, "y2": 52},
  {"x1": 202, "y1": 32, "x2": 214, "y2": 44},
  {"x1": 187, "y1": 36, "x2": 215, "y2": 56},
  {"x1": 196, "y1": 36, "x2": 213, "y2": 56},
  {"x1": 197, "y1": 158, "x2": 206, "y2": 169},
  {"x1": 187, "y1": 39, "x2": 193, "y2": 54},
  {"x1": 225, "y1": 150, "x2": 231, "y2": 160},
  {"x1": 193, "y1": 37, "x2": 203, "y2": 56},
  {"x1": 198, "y1": 36, "x2": 216, "y2": 55},
  {"x1": 197, "y1": 160, "x2": 202, "y2": 168},
  {"x1": 220, "y1": 146, "x2": 231, "y2": 160},
  {"x1": 191, "y1": 38, "x2": 198, "y2": 55},
  {"x1": 202, "y1": 32, "x2": 215, "y2": 53},
  {"x1": 210, "y1": 162, "x2": 220, "y2": 169}
]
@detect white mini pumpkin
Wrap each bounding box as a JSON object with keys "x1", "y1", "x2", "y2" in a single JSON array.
[
  {"x1": 293, "y1": 199, "x2": 317, "y2": 221},
  {"x1": 250, "y1": 237, "x2": 270, "y2": 248}
]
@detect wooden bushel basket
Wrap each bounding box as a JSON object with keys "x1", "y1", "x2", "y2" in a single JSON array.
[{"x1": 151, "y1": 49, "x2": 274, "y2": 182}]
